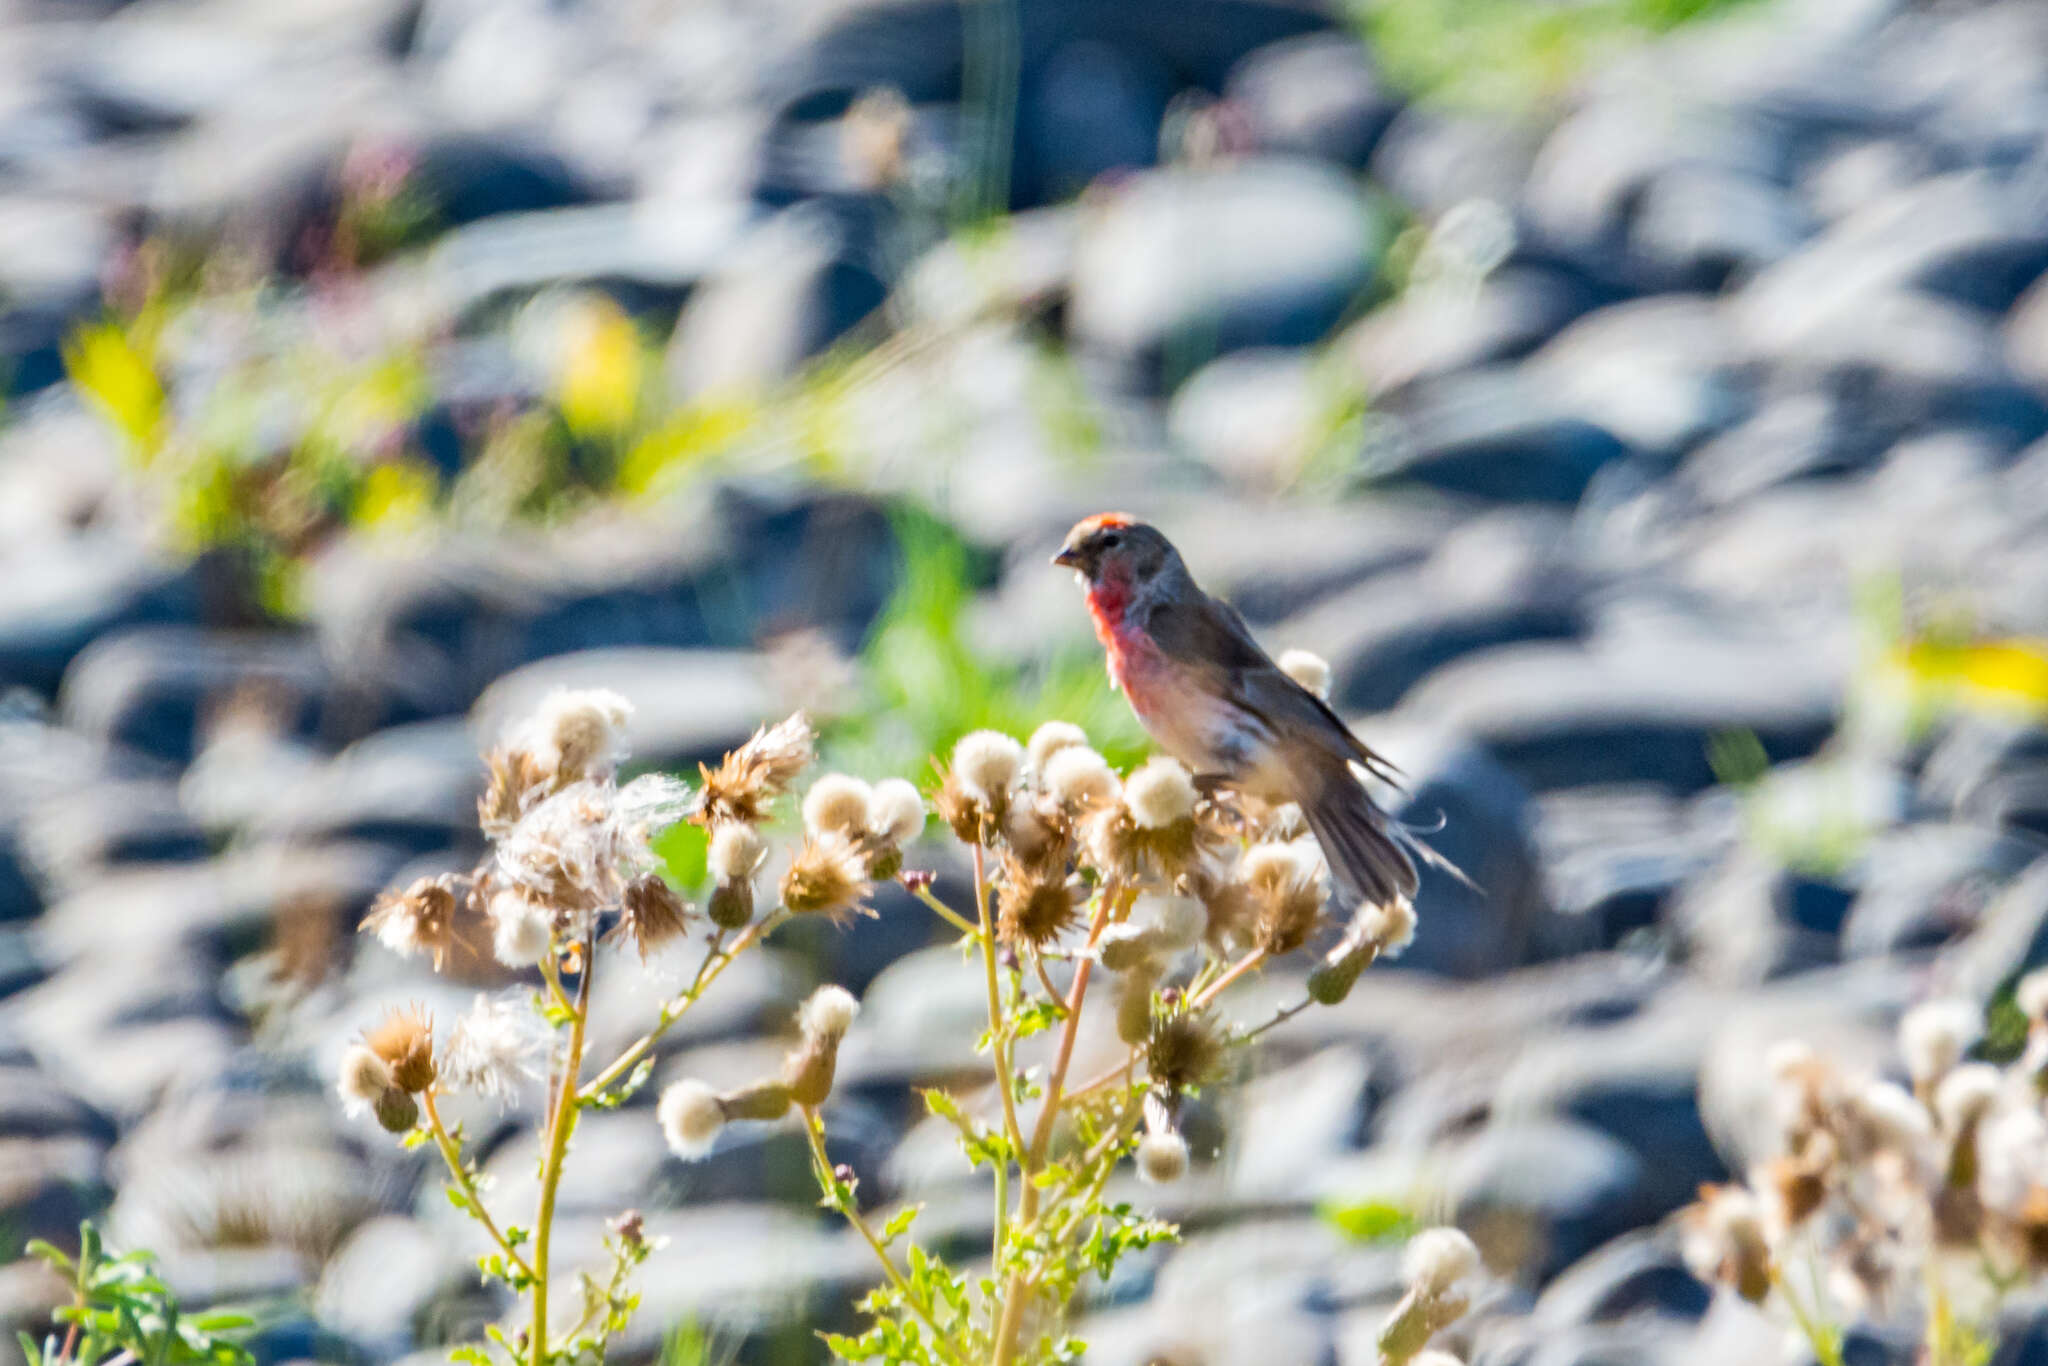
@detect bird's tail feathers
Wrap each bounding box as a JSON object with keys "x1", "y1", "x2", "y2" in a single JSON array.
[{"x1": 1302, "y1": 781, "x2": 1474, "y2": 911}]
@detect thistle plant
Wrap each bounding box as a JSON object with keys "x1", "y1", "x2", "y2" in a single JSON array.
[
  {"x1": 1679, "y1": 981, "x2": 2048, "y2": 1366},
  {"x1": 340, "y1": 660, "x2": 1432, "y2": 1364}
]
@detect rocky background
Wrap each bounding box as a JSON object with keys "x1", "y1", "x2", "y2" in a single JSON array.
[{"x1": 5, "y1": 0, "x2": 2048, "y2": 1361}]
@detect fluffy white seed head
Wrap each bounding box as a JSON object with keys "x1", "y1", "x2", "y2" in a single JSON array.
[
  {"x1": 1278, "y1": 649, "x2": 1332, "y2": 700},
  {"x1": 1027, "y1": 721, "x2": 1090, "y2": 774},
  {"x1": 1136, "y1": 1130, "x2": 1189, "y2": 1185},
  {"x1": 709, "y1": 823, "x2": 767, "y2": 883},
  {"x1": 1900, "y1": 998, "x2": 1981, "y2": 1084},
  {"x1": 489, "y1": 890, "x2": 553, "y2": 967},
  {"x1": 1138, "y1": 893, "x2": 1206, "y2": 955},
  {"x1": 800, "y1": 984, "x2": 861, "y2": 1041},
  {"x1": 441, "y1": 993, "x2": 545, "y2": 1102},
  {"x1": 1935, "y1": 1063, "x2": 2003, "y2": 1134},
  {"x1": 337, "y1": 1045, "x2": 393, "y2": 1111},
  {"x1": 529, "y1": 687, "x2": 634, "y2": 780},
  {"x1": 1043, "y1": 746, "x2": 1120, "y2": 809},
  {"x1": 2019, "y1": 970, "x2": 2048, "y2": 1023},
  {"x1": 1408, "y1": 1354, "x2": 1466, "y2": 1366},
  {"x1": 1402, "y1": 1226, "x2": 1480, "y2": 1298},
  {"x1": 1354, "y1": 895, "x2": 1417, "y2": 957},
  {"x1": 1125, "y1": 757, "x2": 1197, "y2": 829},
  {"x1": 1978, "y1": 1102, "x2": 2048, "y2": 1213},
  {"x1": 1851, "y1": 1079, "x2": 1933, "y2": 1153},
  {"x1": 953, "y1": 730, "x2": 1024, "y2": 805},
  {"x1": 867, "y1": 778, "x2": 925, "y2": 845},
  {"x1": 658, "y1": 1079, "x2": 726, "y2": 1160},
  {"x1": 803, "y1": 774, "x2": 874, "y2": 838},
  {"x1": 1765, "y1": 1039, "x2": 1817, "y2": 1080}
]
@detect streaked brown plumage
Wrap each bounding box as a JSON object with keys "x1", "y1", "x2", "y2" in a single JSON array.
[{"x1": 1055, "y1": 513, "x2": 1447, "y2": 910}]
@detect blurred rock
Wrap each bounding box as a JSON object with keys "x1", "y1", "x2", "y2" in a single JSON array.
[
  {"x1": 1523, "y1": 296, "x2": 1748, "y2": 462},
  {"x1": 1370, "y1": 366, "x2": 1632, "y2": 503},
  {"x1": 1227, "y1": 32, "x2": 1401, "y2": 170},
  {"x1": 1533, "y1": 786, "x2": 1728, "y2": 954},
  {"x1": 1371, "y1": 108, "x2": 1538, "y2": 219},
  {"x1": 474, "y1": 648, "x2": 771, "y2": 773},
  {"x1": 0, "y1": 538, "x2": 202, "y2": 700},
  {"x1": 1069, "y1": 159, "x2": 1385, "y2": 387},
  {"x1": 1447, "y1": 1118, "x2": 1647, "y2": 1284},
  {"x1": 1345, "y1": 265, "x2": 1599, "y2": 398},
  {"x1": 315, "y1": 1215, "x2": 472, "y2": 1355},
  {"x1": 1532, "y1": 1229, "x2": 1708, "y2": 1327},
  {"x1": 58, "y1": 627, "x2": 332, "y2": 766}
]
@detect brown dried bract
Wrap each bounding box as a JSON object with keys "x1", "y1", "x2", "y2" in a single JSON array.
[
  {"x1": 360, "y1": 873, "x2": 461, "y2": 970},
  {"x1": 618, "y1": 873, "x2": 693, "y2": 959},
  {"x1": 364, "y1": 1003, "x2": 437, "y2": 1093},
  {"x1": 780, "y1": 833, "x2": 873, "y2": 921},
  {"x1": 698, "y1": 713, "x2": 815, "y2": 827},
  {"x1": 996, "y1": 857, "x2": 1081, "y2": 950}
]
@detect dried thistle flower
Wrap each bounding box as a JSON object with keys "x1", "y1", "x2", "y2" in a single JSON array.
[
  {"x1": 488, "y1": 888, "x2": 552, "y2": 967},
  {"x1": 658, "y1": 1079, "x2": 725, "y2": 1159},
  {"x1": 1027, "y1": 721, "x2": 1089, "y2": 774},
  {"x1": 364, "y1": 1004, "x2": 436, "y2": 1093},
  {"x1": 1900, "y1": 998, "x2": 1981, "y2": 1089},
  {"x1": 780, "y1": 834, "x2": 873, "y2": 920},
  {"x1": 720, "y1": 1079, "x2": 795, "y2": 1122},
  {"x1": 480, "y1": 746, "x2": 553, "y2": 839},
  {"x1": 1402, "y1": 1226, "x2": 1480, "y2": 1298},
  {"x1": 1936, "y1": 1063, "x2": 2002, "y2": 1137},
  {"x1": 1041, "y1": 745, "x2": 1120, "y2": 812},
  {"x1": 997, "y1": 859, "x2": 1080, "y2": 950},
  {"x1": 785, "y1": 984, "x2": 860, "y2": 1107},
  {"x1": 336, "y1": 1045, "x2": 393, "y2": 1114},
  {"x1": 709, "y1": 822, "x2": 768, "y2": 883},
  {"x1": 1680, "y1": 1184, "x2": 1771, "y2": 1303},
  {"x1": 618, "y1": 873, "x2": 692, "y2": 959},
  {"x1": 1124, "y1": 757, "x2": 1197, "y2": 829},
  {"x1": 1002, "y1": 799, "x2": 1065, "y2": 868},
  {"x1": 1136, "y1": 1089, "x2": 1188, "y2": 1185},
  {"x1": 1084, "y1": 801, "x2": 1206, "y2": 883},
  {"x1": 1844, "y1": 1079, "x2": 1933, "y2": 1159},
  {"x1": 953, "y1": 730, "x2": 1024, "y2": 808},
  {"x1": 440, "y1": 994, "x2": 544, "y2": 1102},
  {"x1": 1761, "y1": 1134, "x2": 1833, "y2": 1232},
  {"x1": 803, "y1": 774, "x2": 875, "y2": 839},
  {"x1": 1278, "y1": 648, "x2": 1332, "y2": 700},
  {"x1": 1147, "y1": 1007, "x2": 1226, "y2": 1094},
  {"x1": 1243, "y1": 842, "x2": 1325, "y2": 956},
  {"x1": 1359, "y1": 896, "x2": 1418, "y2": 957},
  {"x1": 526, "y1": 687, "x2": 633, "y2": 783},
  {"x1": 361, "y1": 873, "x2": 460, "y2": 969},
  {"x1": 867, "y1": 778, "x2": 925, "y2": 846},
  {"x1": 1308, "y1": 930, "x2": 1378, "y2": 1005},
  {"x1": 698, "y1": 713, "x2": 814, "y2": 827}
]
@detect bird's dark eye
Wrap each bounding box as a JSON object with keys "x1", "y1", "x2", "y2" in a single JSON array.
[{"x1": 1099, "y1": 531, "x2": 1122, "y2": 550}]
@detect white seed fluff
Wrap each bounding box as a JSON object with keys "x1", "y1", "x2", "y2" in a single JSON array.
[
  {"x1": 953, "y1": 730, "x2": 1024, "y2": 805},
  {"x1": 1043, "y1": 746, "x2": 1120, "y2": 809},
  {"x1": 803, "y1": 774, "x2": 875, "y2": 838},
  {"x1": 1899, "y1": 998, "x2": 1981, "y2": 1084},
  {"x1": 441, "y1": 994, "x2": 544, "y2": 1102},
  {"x1": 1935, "y1": 1063, "x2": 2003, "y2": 1134},
  {"x1": 1402, "y1": 1226, "x2": 1480, "y2": 1297},
  {"x1": 529, "y1": 687, "x2": 634, "y2": 780},
  {"x1": 1278, "y1": 649, "x2": 1332, "y2": 700},
  {"x1": 1851, "y1": 1080, "x2": 1933, "y2": 1153},
  {"x1": 1353, "y1": 894, "x2": 1417, "y2": 957},
  {"x1": 867, "y1": 778, "x2": 926, "y2": 845},
  {"x1": 800, "y1": 984, "x2": 861, "y2": 1041},
  {"x1": 489, "y1": 890, "x2": 553, "y2": 967},
  {"x1": 1027, "y1": 720, "x2": 1090, "y2": 774},
  {"x1": 658, "y1": 1079, "x2": 726, "y2": 1160},
  {"x1": 1125, "y1": 757, "x2": 1197, "y2": 829},
  {"x1": 337, "y1": 1045, "x2": 393, "y2": 1112},
  {"x1": 1408, "y1": 1354, "x2": 1467, "y2": 1366},
  {"x1": 1136, "y1": 1131, "x2": 1190, "y2": 1185},
  {"x1": 2019, "y1": 969, "x2": 2048, "y2": 1023},
  {"x1": 708, "y1": 823, "x2": 767, "y2": 883}
]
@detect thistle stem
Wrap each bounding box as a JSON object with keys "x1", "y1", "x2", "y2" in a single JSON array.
[
  {"x1": 914, "y1": 885, "x2": 981, "y2": 939},
  {"x1": 801, "y1": 1108, "x2": 964, "y2": 1366},
  {"x1": 422, "y1": 1089, "x2": 535, "y2": 1280},
  {"x1": 530, "y1": 924, "x2": 595, "y2": 1366},
  {"x1": 579, "y1": 916, "x2": 777, "y2": 1103},
  {"x1": 973, "y1": 844, "x2": 1027, "y2": 1269}
]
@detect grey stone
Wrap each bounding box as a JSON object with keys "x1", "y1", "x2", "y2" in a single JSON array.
[
  {"x1": 0, "y1": 1135, "x2": 107, "y2": 1251},
  {"x1": 1532, "y1": 1230, "x2": 1708, "y2": 1327},
  {"x1": 1446, "y1": 1118, "x2": 1647, "y2": 1284},
  {"x1": 1371, "y1": 107, "x2": 1539, "y2": 219},
  {"x1": 0, "y1": 536, "x2": 202, "y2": 699},
  {"x1": 1345, "y1": 265, "x2": 1598, "y2": 398},
  {"x1": 1168, "y1": 348, "x2": 1334, "y2": 490},
  {"x1": 1227, "y1": 32, "x2": 1401, "y2": 169},
  {"x1": 1368, "y1": 366, "x2": 1632, "y2": 504},
  {"x1": 1939, "y1": 856, "x2": 2048, "y2": 1003},
  {"x1": 1841, "y1": 823, "x2": 2039, "y2": 959},
  {"x1": 1533, "y1": 786, "x2": 1729, "y2": 954},
  {"x1": 1680, "y1": 388, "x2": 1871, "y2": 506},
  {"x1": 1629, "y1": 166, "x2": 1813, "y2": 291},
  {"x1": 1014, "y1": 39, "x2": 1172, "y2": 205},
  {"x1": 1395, "y1": 629, "x2": 1844, "y2": 794},
  {"x1": 58, "y1": 627, "x2": 332, "y2": 766},
  {"x1": 315, "y1": 1215, "x2": 473, "y2": 1354},
  {"x1": 1523, "y1": 296, "x2": 1747, "y2": 462},
  {"x1": 472, "y1": 648, "x2": 772, "y2": 774},
  {"x1": 1069, "y1": 159, "x2": 1387, "y2": 387}
]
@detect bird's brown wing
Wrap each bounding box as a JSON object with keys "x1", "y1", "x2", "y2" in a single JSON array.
[{"x1": 1139, "y1": 591, "x2": 1403, "y2": 787}]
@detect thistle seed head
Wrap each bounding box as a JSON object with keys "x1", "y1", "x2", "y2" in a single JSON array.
[
  {"x1": 780, "y1": 833, "x2": 873, "y2": 920},
  {"x1": 803, "y1": 774, "x2": 875, "y2": 839},
  {"x1": 658, "y1": 1079, "x2": 725, "y2": 1159},
  {"x1": 698, "y1": 713, "x2": 814, "y2": 827},
  {"x1": 1278, "y1": 648, "x2": 1332, "y2": 700},
  {"x1": 363, "y1": 1004, "x2": 436, "y2": 1093},
  {"x1": 361, "y1": 873, "x2": 460, "y2": 970},
  {"x1": 1124, "y1": 757, "x2": 1197, "y2": 830}
]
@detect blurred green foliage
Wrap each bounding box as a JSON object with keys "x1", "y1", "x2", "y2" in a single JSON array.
[
  {"x1": 20, "y1": 1223, "x2": 258, "y2": 1366},
  {"x1": 1319, "y1": 1197, "x2": 1419, "y2": 1244},
  {"x1": 1356, "y1": 0, "x2": 1765, "y2": 108}
]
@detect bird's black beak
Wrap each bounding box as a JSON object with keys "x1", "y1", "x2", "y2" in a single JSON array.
[{"x1": 1052, "y1": 545, "x2": 1082, "y2": 569}]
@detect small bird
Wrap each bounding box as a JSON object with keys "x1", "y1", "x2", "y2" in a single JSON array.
[{"x1": 1054, "y1": 512, "x2": 1443, "y2": 909}]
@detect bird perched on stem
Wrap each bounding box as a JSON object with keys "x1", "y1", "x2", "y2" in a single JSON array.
[{"x1": 1054, "y1": 513, "x2": 1456, "y2": 910}]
